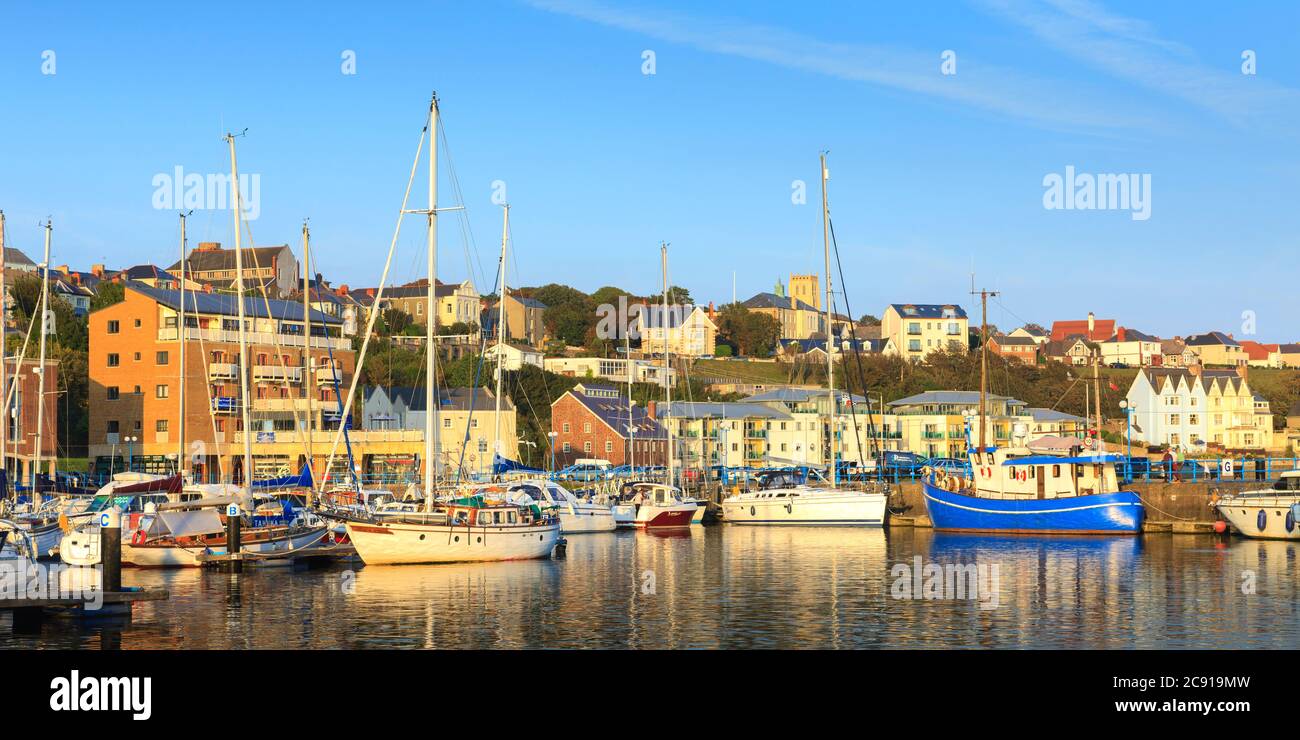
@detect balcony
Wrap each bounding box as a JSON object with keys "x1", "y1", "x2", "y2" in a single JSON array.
[
  {"x1": 158, "y1": 326, "x2": 351, "y2": 351},
  {"x1": 316, "y1": 367, "x2": 343, "y2": 386},
  {"x1": 212, "y1": 397, "x2": 239, "y2": 414},
  {"x1": 253, "y1": 365, "x2": 303, "y2": 384},
  {"x1": 209, "y1": 362, "x2": 238, "y2": 380}
]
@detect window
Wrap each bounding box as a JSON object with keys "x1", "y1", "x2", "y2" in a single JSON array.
[
  {"x1": 156, "y1": 351, "x2": 169, "y2": 365},
  {"x1": 1169, "y1": 414, "x2": 1180, "y2": 425},
  {"x1": 443, "y1": 418, "x2": 452, "y2": 428},
  {"x1": 583, "y1": 422, "x2": 591, "y2": 434},
  {"x1": 563, "y1": 442, "x2": 571, "y2": 453},
  {"x1": 106, "y1": 420, "x2": 119, "y2": 433},
  {"x1": 156, "y1": 419, "x2": 169, "y2": 432},
  {"x1": 562, "y1": 423, "x2": 570, "y2": 433},
  {"x1": 605, "y1": 440, "x2": 613, "y2": 453},
  {"x1": 478, "y1": 439, "x2": 488, "y2": 453},
  {"x1": 156, "y1": 385, "x2": 169, "y2": 399},
  {"x1": 107, "y1": 353, "x2": 120, "y2": 367},
  {"x1": 583, "y1": 441, "x2": 592, "y2": 453},
  {"x1": 134, "y1": 319, "x2": 141, "y2": 328},
  {"x1": 107, "y1": 386, "x2": 119, "y2": 400},
  {"x1": 1052, "y1": 465, "x2": 1061, "y2": 478},
  {"x1": 106, "y1": 320, "x2": 120, "y2": 334},
  {"x1": 133, "y1": 352, "x2": 141, "y2": 362}
]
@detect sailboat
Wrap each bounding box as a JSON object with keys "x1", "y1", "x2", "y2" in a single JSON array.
[
  {"x1": 722, "y1": 154, "x2": 888, "y2": 525},
  {"x1": 919, "y1": 294, "x2": 1145, "y2": 534},
  {"x1": 339, "y1": 94, "x2": 561, "y2": 564},
  {"x1": 614, "y1": 244, "x2": 698, "y2": 529}
]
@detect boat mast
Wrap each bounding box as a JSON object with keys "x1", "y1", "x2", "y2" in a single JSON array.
[
  {"x1": 424, "y1": 93, "x2": 439, "y2": 511},
  {"x1": 177, "y1": 211, "x2": 188, "y2": 479},
  {"x1": 1093, "y1": 353, "x2": 1102, "y2": 449},
  {"x1": 302, "y1": 221, "x2": 313, "y2": 502},
  {"x1": 626, "y1": 321, "x2": 633, "y2": 473},
  {"x1": 661, "y1": 242, "x2": 672, "y2": 488},
  {"x1": 33, "y1": 220, "x2": 50, "y2": 503},
  {"x1": 494, "y1": 203, "x2": 509, "y2": 474},
  {"x1": 971, "y1": 286, "x2": 998, "y2": 452},
  {"x1": 225, "y1": 133, "x2": 254, "y2": 491},
  {"x1": 0, "y1": 209, "x2": 7, "y2": 495},
  {"x1": 820, "y1": 153, "x2": 836, "y2": 487}
]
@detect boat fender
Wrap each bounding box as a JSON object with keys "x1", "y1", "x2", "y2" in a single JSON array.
[
  {"x1": 1287, "y1": 506, "x2": 1297, "y2": 534},
  {"x1": 946, "y1": 476, "x2": 958, "y2": 493},
  {"x1": 1257, "y1": 509, "x2": 1267, "y2": 532},
  {"x1": 59, "y1": 512, "x2": 71, "y2": 533},
  {"x1": 132, "y1": 529, "x2": 147, "y2": 545}
]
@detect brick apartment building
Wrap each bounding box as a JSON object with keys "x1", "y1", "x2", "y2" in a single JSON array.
[
  {"x1": 88, "y1": 282, "x2": 354, "y2": 483},
  {"x1": 550, "y1": 383, "x2": 666, "y2": 467},
  {"x1": 1, "y1": 357, "x2": 59, "y2": 485},
  {"x1": 988, "y1": 334, "x2": 1039, "y2": 363}
]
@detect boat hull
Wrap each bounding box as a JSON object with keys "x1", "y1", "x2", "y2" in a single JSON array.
[
  {"x1": 722, "y1": 491, "x2": 887, "y2": 526},
  {"x1": 633, "y1": 503, "x2": 697, "y2": 528},
  {"x1": 558, "y1": 506, "x2": 618, "y2": 533},
  {"x1": 345, "y1": 520, "x2": 561, "y2": 565},
  {"x1": 122, "y1": 527, "x2": 329, "y2": 568},
  {"x1": 611, "y1": 505, "x2": 637, "y2": 528},
  {"x1": 1216, "y1": 500, "x2": 1300, "y2": 540},
  {"x1": 921, "y1": 480, "x2": 1144, "y2": 534}
]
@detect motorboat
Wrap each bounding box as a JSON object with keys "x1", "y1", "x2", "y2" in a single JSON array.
[
  {"x1": 1214, "y1": 470, "x2": 1300, "y2": 540},
  {"x1": 503, "y1": 478, "x2": 617, "y2": 533},
  {"x1": 617, "y1": 481, "x2": 697, "y2": 528},
  {"x1": 722, "y1": 469, "x2": 888, "y2": 526}
]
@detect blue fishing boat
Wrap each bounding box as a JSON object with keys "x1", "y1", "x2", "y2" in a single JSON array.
[
  {"x1": 921, "y1": 450, "x2": 1144, "y2": 534},
  {"x1": 921, "y1": 289, "x2": 1145, "y2": 535}
]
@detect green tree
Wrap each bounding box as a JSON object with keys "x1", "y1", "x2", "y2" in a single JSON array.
[{"x1": 90, "y1": 281, "x2": 125, "y2": 311}]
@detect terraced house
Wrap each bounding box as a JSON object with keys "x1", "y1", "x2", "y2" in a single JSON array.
[
  {"x1": 881, "y1": 303, "x2": 968, "y2": 361},
  {"x1": 1185, "y1": 331, "x2": 1246, "y2": 367},
  {"x1": 1124, "y1": 366, "x2": 1274, "y2": 452},
  {"x1": 168, "y1": 241, "x2": 299, "y2": 297}
]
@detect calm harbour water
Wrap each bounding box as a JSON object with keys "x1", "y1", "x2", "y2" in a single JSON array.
[{"x1": 4, "y1": 527, "x2": 1298, "y2": 649}]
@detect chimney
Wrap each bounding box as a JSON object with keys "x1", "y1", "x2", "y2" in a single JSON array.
[
  {"x1": 91, "y1": 263, "x2": 105, "y2": 278},
  {"x1": 1117, "y1": 327, "x2": 1126, "y2": 342},
  {"x1": 55, "y1": 264, "x2": 69, "y2": 275},
  {"x1": 1087, "y1": 311, "x2": 1095, "y2": 336},
  {"x1": 338, "y1": 284, "x2": 349, "y2": 296},
  {"x1": 196, "y1": 241, "x2": 221, "y2": 252},
  {"x1": 647, "y1": 400, "x2": 657, "y2": 420}
]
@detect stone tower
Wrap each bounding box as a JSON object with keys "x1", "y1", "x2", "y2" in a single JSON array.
[{"x1": 789, "y1": 273, "x2": 820, "y2": 310}]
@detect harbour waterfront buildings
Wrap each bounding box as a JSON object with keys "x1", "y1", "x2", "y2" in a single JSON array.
[
  {"x1": 881, "y1": 303, "x2": 968, "y2": 361},
  {"x1": 88, "y1": 282, "x2": 355, "y2": 483},
  {"x1": 1124, "y1": 366, "x2": 1273, "y2": 452}
]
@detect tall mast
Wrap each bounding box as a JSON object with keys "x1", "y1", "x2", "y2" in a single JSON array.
[
  {"x1": 301, "y1": 221, "x2": 313, "y2": 500},
  {"x1": 820, "y1": 153, "x2": 836, "y2": 486},
  {"x1": 0, "y1": 209, "x2": 7, "y2": 494},
  {"x1": 225, "y1": 134, "x2": 254, "y2": 490},
  {"x1": 972, "y1": 287, "x2": 998, "y2": 451},
  {"x1": 493, "y1": 203, "x2": 509, "y2": 472},
  {"x1": 626, "y1": 321, "x2": 633, "y2": 472},
  {"x1": 1093, "y1": 353, "x2": 1102, "y2": 449},
  {"x1": 33, "y1": 220, "x2": 50, "y2": 503},
  {"x1": 424, "y1": 93, "x2": 439, "y2": 510},
  {"x1": 177, "y1": 211, "x2": 188, "y2": 478},
  {"x1": 661, "y1": 243, "x2": 672, "y2": 488}
]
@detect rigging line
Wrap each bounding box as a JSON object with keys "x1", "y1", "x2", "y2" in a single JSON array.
[
  {"x1": 437, "y1": 119, "x2": 488, "y2": 295},
  {"x1": 450, "y1": 257, "x2": 502, "y2": 479},
  {"x1": 317, "y1": 111, "x2": 429, "y2": 497},
  {"x1": 236, "y1": 211, "x2": 310, "y2": 462},
  {"x1": 826, "y1": 216, "x2": 876, "y2": 474}
]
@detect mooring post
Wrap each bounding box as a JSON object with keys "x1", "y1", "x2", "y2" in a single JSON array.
[
  {"x1": 225, "y1": 502, "x2": 242, "y2": 573},
  {"x1": 102, "y1": 505, "x2": 122, "y2": 593}
]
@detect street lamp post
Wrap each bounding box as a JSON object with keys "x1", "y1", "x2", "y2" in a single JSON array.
[{"x1": 125, "y1": 435, "x2": 138, "y2": 472}]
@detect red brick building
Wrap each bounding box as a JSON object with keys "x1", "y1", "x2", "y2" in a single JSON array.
[
  {"x1": 988, "y1": 334, "x2": 1039, "y2": 363},
  {"x1": 2, "y1": 357, "x2": 59, "y2": 485},
  {"x1": 550, "y1": 383, "x2": 666, "y2": 467}
]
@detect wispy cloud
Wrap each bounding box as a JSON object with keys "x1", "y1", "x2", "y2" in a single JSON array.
[
  {"x1": 525, "y1": 0, "x2": 1161, "y2": 134},
  {"x1": 977, "y1": 0, "x2": 1300, "y2": 131}
]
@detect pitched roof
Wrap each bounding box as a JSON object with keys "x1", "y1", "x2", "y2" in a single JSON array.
[
  {"x1": 743, "y1": 388, "x2": 866, "y2": 404},
  {"x1": 561, "y1": 387, "x2": 665, "y2": 439},
  {"x1": 1185, "y1": 331, "x2": 1239, "y2": 347},
  {"x1": 3, "y1": 248, "x2": 37, "y2": 268},
  {"x1": 121, "y1": 264, "x2": 177, "y2": 282},
  {"x1": 121, "y1": 281, "x2": 342, "y2": 324},
  {"x1": 1108, "y1": 327, "x2": 1159, "y2": 343},
  {"x1": 1238, "y1": 340, "x2": 1279, "y2": 361},
  {"x1": 888, "y1": 303, "x2": 967, "y2": 319},
  {"x1": 168, "y1": 245, "x2": 291, "y2": 274},
  {"x1": 887, "y1": 390, "x2": 1023, "y2": 407},
  {"x1": 371, "y1": 386, "x2": 514, "y2": 413},
  {"x1": 744, "y1": 292, "x2": 818, "y2": 312},
  {"x1": 668, "y1": 401, "x2": 790, "y2": 420},
  {"x1": 1026, "y1": 408, "x2": 1086, "y2": 423},
  {"x1": 1140, "y1": 367, "x2": 1244, "y2": 393},
  {"x1": 991, "y1": 334, "x2": 1038, "y2": 347},
  {"x1": 1049, "y1": 318, "x2": 1114, "y2": 342}
]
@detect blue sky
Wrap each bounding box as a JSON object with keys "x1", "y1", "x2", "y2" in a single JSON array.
[{"x1": 2, "y1": 0, "x2": 1298, "y2": 339}]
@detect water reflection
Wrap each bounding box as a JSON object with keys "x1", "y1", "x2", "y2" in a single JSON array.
[{"x1": 1, "y1": 529, "x2": 1296, "y2": 649}]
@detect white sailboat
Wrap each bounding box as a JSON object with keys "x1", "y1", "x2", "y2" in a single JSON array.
[
  {"x1": 340, "y1": 93, "x2": 560, "y2": 564},
  {"x1": 722, "y1": 154, "x2": 888, "y2": 526}
]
